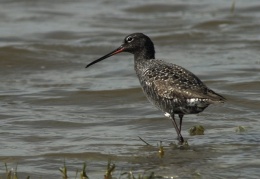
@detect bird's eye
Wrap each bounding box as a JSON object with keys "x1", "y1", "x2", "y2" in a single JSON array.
[{"x1": 126, "y1": 36, "x2": 133, "y2": 43}]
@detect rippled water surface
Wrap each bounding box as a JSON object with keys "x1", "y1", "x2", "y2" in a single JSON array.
[{"x1": 0, "y1": 0, "x2": 259, "y2": 178}]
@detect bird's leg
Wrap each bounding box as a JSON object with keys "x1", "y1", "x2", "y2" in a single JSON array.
[
  {"x1": 178, "y1": 114, "x2": 184, "y2": 133},
  {"x1": 170, "y1": 114, "x2": 184, "y2": 144}
]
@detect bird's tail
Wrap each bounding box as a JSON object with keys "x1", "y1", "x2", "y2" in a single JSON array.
[{"x1": 207, "y1": 89, "x2": 226, "y2": 104}]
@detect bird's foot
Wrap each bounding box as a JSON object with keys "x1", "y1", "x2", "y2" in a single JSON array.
[
  {"x1": 178, "y1": 136, "x2": 184, "y2": 144},
  {"x1": 170, "y1": 139, "x2": 189, "y2": 150},
  {"x1": 178, "y1": 140, "x2": 189, "y2": 150},
  {"x1": 171, "y1": 136, "x2": 189, "y2": 149}
]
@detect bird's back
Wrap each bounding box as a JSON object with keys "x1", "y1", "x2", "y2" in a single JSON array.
[{"x1": 134, "y1": 59, "x2": 225, "y2": 115}]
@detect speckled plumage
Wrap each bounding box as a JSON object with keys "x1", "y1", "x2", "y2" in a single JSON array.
[
  {"x1": 135, "y1": 59, "x2": 224, "y2": 115},
  {"x1": 86, "y1": 33, "x2": 226, "y2": 144}
]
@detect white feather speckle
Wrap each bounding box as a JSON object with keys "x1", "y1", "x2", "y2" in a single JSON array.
[
  {"x1": 164, "y1": 112, "x2": 171, "y2": 118},
  {"x1": 187, "y1": 98, "x2": 196, "y2": 103}
]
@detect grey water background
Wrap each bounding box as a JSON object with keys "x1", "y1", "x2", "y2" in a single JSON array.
[{"x1": 0, "y1": 0, "x2": 259, "y2": 178}]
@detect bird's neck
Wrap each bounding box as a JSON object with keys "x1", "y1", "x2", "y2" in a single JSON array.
[
  {"x1": 134, "y1": 54, "x2": 154, "y2": 79},
  {"x1": 134, "y1": 46, "x2": 155, "y2": 77},
  {"x1": 134, "y1": 48, "x2": 155, "y2": 61}
]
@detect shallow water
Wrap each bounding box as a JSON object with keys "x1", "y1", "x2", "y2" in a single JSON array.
[{"x1": 0, "y1": 0, "x2": 260, "y2": 178}]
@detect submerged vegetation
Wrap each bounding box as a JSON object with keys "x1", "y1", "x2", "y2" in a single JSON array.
[
  {"x1": 235, "y1": 126, "x2": 247, "y2": 133},
  {"x1": 1, "y1": 161, "x2": 160, "y2": 179},
  {"x1": 1, "y1": 125, "x2": 247, "y2": 179},
  {"x1": 0, "y1": 137, "x2": 191, "y2": 179},
  {"x1": 189, "y1": 125, "x2": 205, "y2": 136},
  {"x1": 0, "y1": 126, "x2": 198, "y2": 179},
  {"x1": 1, "y1": 139, "x2": 166, "y2": 179},
  {"x1": 0, "y1": 163, "x2": 23, "y2": 179}
]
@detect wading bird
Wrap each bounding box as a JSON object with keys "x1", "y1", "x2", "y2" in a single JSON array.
[{"x1": 86, "y1": 33, "x2": 225, "y2": 144}]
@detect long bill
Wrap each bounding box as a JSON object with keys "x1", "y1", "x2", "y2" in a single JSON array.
[{"x1": 86, "y1": 46, "x2": 125, "y2": 68}]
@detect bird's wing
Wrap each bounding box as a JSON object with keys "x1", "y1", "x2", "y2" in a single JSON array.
[
  {"x1": 153, "y1": 79, "x2": 225, "y2": 103},
  {"x1": 144, "y1": 62, "x2": 225, "y2": 103}
]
